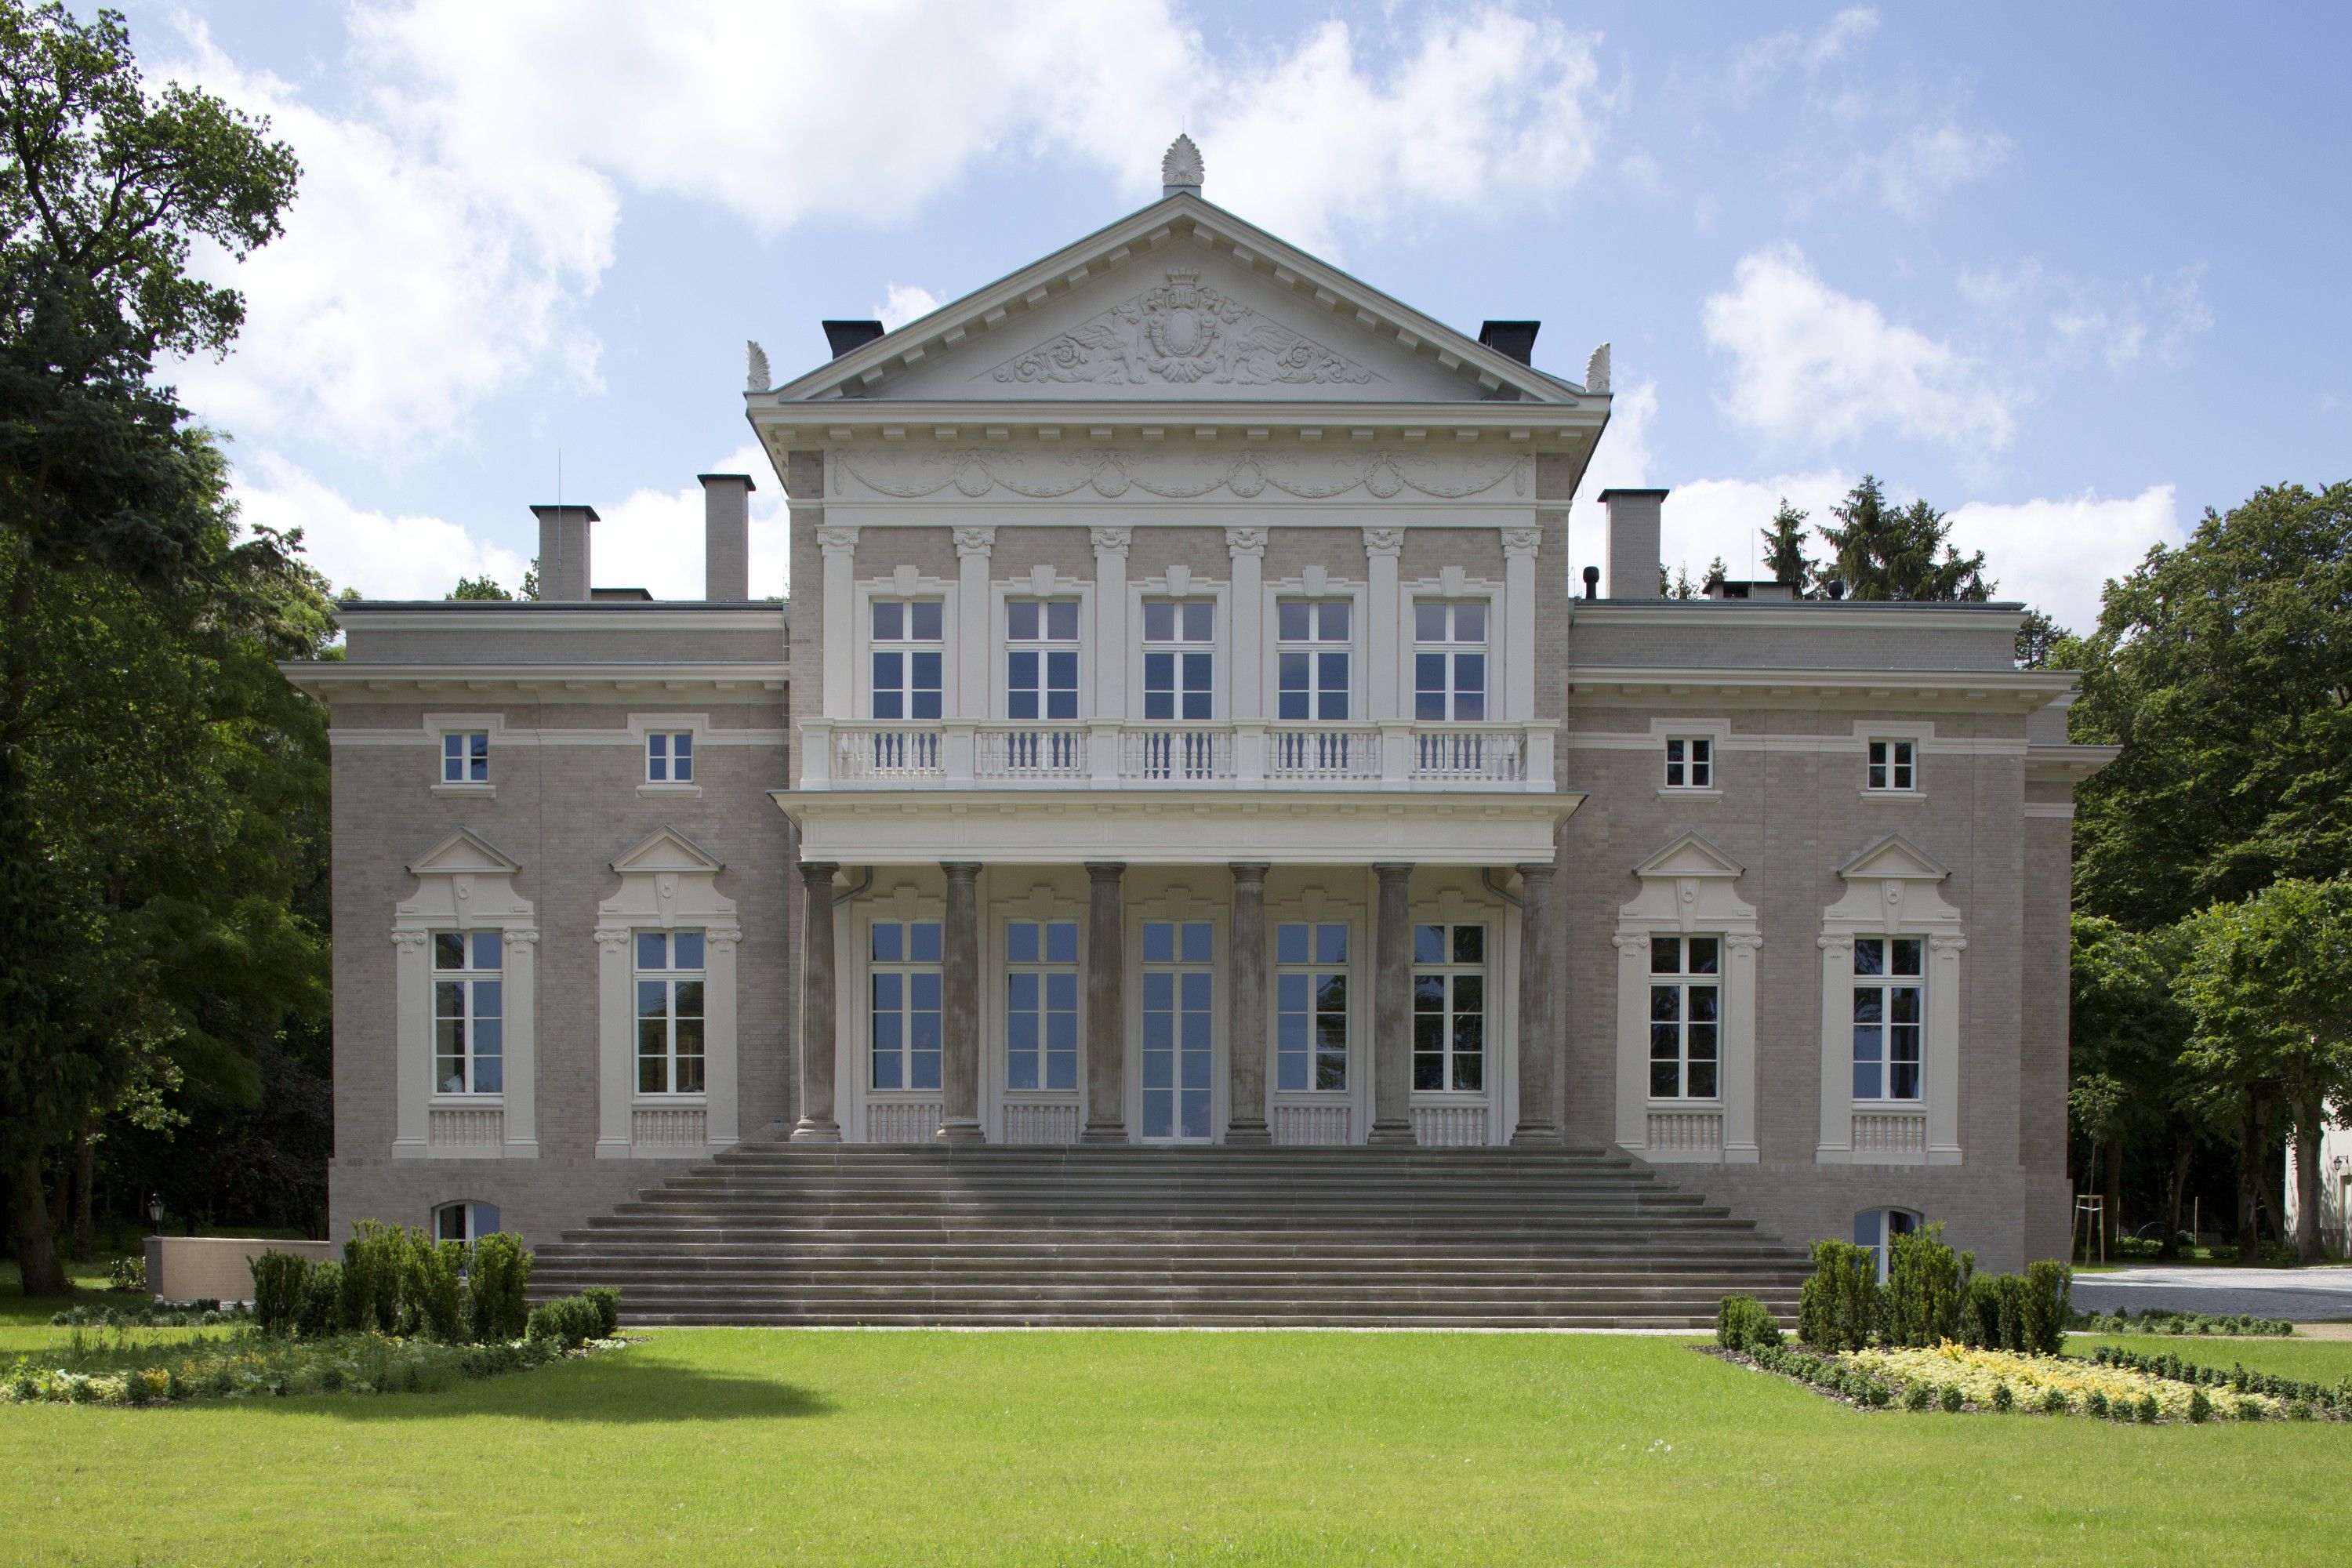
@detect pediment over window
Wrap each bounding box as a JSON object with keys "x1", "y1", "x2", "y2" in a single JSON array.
[
  {"x1": 1632, "y1": 830, "x2": 1745, "y2": 881},
  {"x1": 608, "y1": 825, "x2": 725, "y2": 878},
  {"x1": 405, "y1": 826, "x2": 520, "y2": 877},
  {"x1": 1836, "y1": 832, "x2": 1951, "y2": 884},
  {"x1": 1621, "y1": 831, "x2": 1755, "y2": 935}
]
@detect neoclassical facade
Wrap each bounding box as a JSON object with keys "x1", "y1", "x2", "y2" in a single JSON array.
[{"x1": 291, "y1": 143, "x2": 2107, "y2": 1272}]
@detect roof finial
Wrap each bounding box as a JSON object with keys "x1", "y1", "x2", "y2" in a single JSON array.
[
  {"x1": 1584, "y1": 342, "x2": 1611, "y2": 394},
  {"x1": 746, "y1": 339, "x2": 770, "y2": 393},
  {"x1": 1161, "y1": 133, "x2": 1203, "y2": 198}
]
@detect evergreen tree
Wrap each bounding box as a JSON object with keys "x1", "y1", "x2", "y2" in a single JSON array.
[
  {"x1": 1760, "y1": 499, "x2": 1814, "y2": 593},
  {"x1": 1818, "y1": 476, "x2": 1991, "y2": 601}
]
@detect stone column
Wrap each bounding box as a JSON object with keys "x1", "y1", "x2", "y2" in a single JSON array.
[
  {"x1": 817, "y1": 527, "x2": 859, "y2": 719},
  {"x1": 1226, "y1": 528, "x2": 1266, "y2": 720},
  {"x1": 1081, "y1": 862, "x2": 1129, "y2": 1143},
  {"x1": 1363, "y1": 528, "x2": 1403, "y2": 719},
  {"x1": 938, "y1": 862, "x2": 985, "y2": 1143},
  {"x1": 1501, "y1": 526, "x2": 1540, "y2": 723},
  {"x1": 1225, "y1": 862, "x2": 1272, "y2": 1145},
  {"x1": 1368, "y1": 862, "x2": 1417, "y2": 1145},
  {"x1": 789, "y1": 860, "x2": 842, "y2": 1142},
  {"x1": 954, "y1": 528, "x2": 993, "y2": 719},
  {"x1": 1509, "y1": 861, "x2": 1563, "y2": 1145}
]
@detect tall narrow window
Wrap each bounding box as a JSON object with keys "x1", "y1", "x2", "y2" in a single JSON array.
[
  {"x1": 1648, "y1": 936, "x2": 1721, "y2": 1098},
  {"x1": 870, "y1": 921, "x2": 943, "y2": 1092},
  {"x1": 1413, "y1": 601, "x2": 1487, "y2": 720},
  {"x1": 1663, "y1": 736, "x2": 1712, "y2": 789},
  {"x1": 1866, "y1": 738, "x2": 1916, "y2": 792},
  {"x1": 1006, "y1": 598, "x2": 1080, "y2": 720},
  {"x1": 870, "y1": 600, "x2": 943, "y2": 720},
  {"x1": 1276, "y1": 600, "x2": 1351, "y2": 720},
  {"x1": 441, "y1": 731, "x2": 489, "y2": 784},
  {"x1": 432, "y1": 931, "x2": 503, "y2": 1094},
  {"x1": 1142, "y1": 600, "x2": 1214, "y2": 720},
  {"x1": 1141, "y1": 920, "x2": 1214, "y2": 1139},
  {"x1": 1852, "y1": 937, "x2": 1924, "y2": 1100},
  {"x1": 1276, "y1": 922, "x2": 1348, "y2": 1091},
  {"x1": 646, "y1": 731, "x2": 695, "y2": 783},
  {"x1": 635, "y1": 931, "x2": 706, "y2": 1094},
  {"x1": 1005, "y1": 920, "x2": 1079, "y2": 1092},
  {"x1": 1411, "y1": 924, "x2": 1485, "y2": 1091}
]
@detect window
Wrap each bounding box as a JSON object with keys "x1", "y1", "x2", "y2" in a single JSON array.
[
  {"x1": 1142, "y1": 600, "x2": 1214, "y2": 720},
  {"x1": 1141, "y1": 920, "x2": 1213, "y2": 1139},
  {"x1": 1867, "y1": 737, "x2": 1916, "y2": 792},
  {"x1": 634, "y1": 931, "x2": 706, "y2": 1094},
  {"x1": 1005, "y1": 920, "x2": 1079, "y2": 1092},
  {"x1": 1664, "y1": 736, "x2": 1712, "y2": 789},
  {"x1": 645, "y1": 731, "x2": 694, "y2": 783},
  {"x1": 1412, "y1": 924, "x2": 1485, "y2": 1091},
  {"x1": 1854, "y1": 1207, "x2": 1920, "y2": 1283},
  {"x1": 869, "y1": 921, "x2": 942, "y2": 1091},
  {"x1": 871, "y1": 599, "x2": 943, "y2": 720},
  {"x1": 1276, "y1": 922, "x2": 1348, "y2": 1091},
  {"x1": 1276, "y1": 600, "x2": 1351, "y2": 720},
  {"x1": 1648, "y1": 937, "x2": 1722, "y2": 1098},
  {"x1": 1413, "y1": 600, "x2": 1487, "y2": 721},
  {"x1": 441, "y1": 730, "x2": 489, "y2": 784},
  {"x1": 432, "y1": 1201, "x2": 501, "y2": 1243},
  {"x1": 432, "y1": 931, "x2": 503, "y2": 1094},
  {"x1": 1006, "y1": 598, "x2": 1080, "y2": 720},
  {"x1": 1852, "y1": 937, "x2": 1924, "y2": 1100}
]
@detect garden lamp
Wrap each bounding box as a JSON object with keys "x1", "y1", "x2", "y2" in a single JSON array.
[{"x1": 147, "y1": 1192, "x2": 163, "y2": 1233}]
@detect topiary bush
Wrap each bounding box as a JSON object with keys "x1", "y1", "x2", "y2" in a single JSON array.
[
  {"x1": 2020, "y1": 1260, "x2": 2071, "y2": 1354},
  {"x1": 297, "y1": 1261, "x2": 343, "y2": 1340},
  {"x1": 1882, "y1": 1222, "x2": 1973, "y2": 1348},
  {"x1": 526, "y1": 1294, "x2": 603, "y2": 1350},
  {"x1": 466, "y1": 1232, "x2": 532, "y2": 1342},
  {"x1": 249, "y1": 1251, "x2": 313, "y2": 1336},
  {"x1": 401, "y1": 1233, "x2": 467, "y2": 1342},
  {"x1": 1715, "y1": 1294, "x2": 1783, "y2": 1353},
  {"x1": 1798, "y1": 1240, "x2": 1878, "y2": 1352},
  {"x1": 583, "y1": 1286, "x2": 621, "y2": 1340}
]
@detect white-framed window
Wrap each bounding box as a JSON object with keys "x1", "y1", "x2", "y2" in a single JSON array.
[
  {"x1": 634, "y1": 931, "x2": 706, "y2": 1095},
  {"x1": 1142, "y1": 600, "x2": 1215, "y2": 720},
  {"x1": 1006, "y1": 597, "x2": 1081, "y2": 721},
  {"x1": 1141, "y1": 920, "x2": 1214, "y2": 1139},
  {"x1": 1412, "y1": 600, "x2": 1487, "y2": 721},
  {"x1": 1005, "y1": 920, "x2": 1079, "y2": 1092},
  {"x1": 869, "y1": 920, "x2": 942, "y2": 1091},
  {"x1": 1648, "y1": 935, "x2": 1721, "y2": 1099},
  {"x1": 1664, "y1": 736, "x2": 1713, "y2": 790},
  {"x1": 441, "y1": 730, "x2": 489, "y2": 784},
  {"x1": 870, "y1": 599, "x2": 943, "y2": 720},
  {"x1": 1867, "y1": 737, "x2": 1917, "y2": 793},
  {"x1": 645, "y1": 731, "x2": 694, "y2": 784},
  {"x1": 432, "y1": 931, "x2": 503, "y2": 1094},
  {"x1": 432, "y1": 1200, "x2": 501, "y2": 1243},
  {"x1": 1854, "y1": 1207, "x2": 1921, "y2": 1283},
  {"x1": 1852, "y1": 937, "x2": 1924, "y2": 1101},
  {"x1": 1276, "y1": 922, "x2": 1349, "y2": 1091},
  {"x1": 1276, "y1": 600, "x2": 1352, "y2": 720},
  {"x1": 1412, "y1": 923, "x2": 1486, "y2": 1091}
]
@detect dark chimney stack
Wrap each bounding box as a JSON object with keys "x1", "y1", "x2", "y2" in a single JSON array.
[
  {"x1": 822, "y1": 320, "x2": 885, "y2": 359},
  {"x1": 1478, "y1": 320, "x2": 1541, "y2": 365}
]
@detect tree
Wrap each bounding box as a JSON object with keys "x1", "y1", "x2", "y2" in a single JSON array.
[
  {"x1": 1817, "y1": 476, "x2": 1991, "y2": 602},
  {"x1": 2175, "y1": 878, "x2": 2352, "y2": 1263},
  {"x1": 1760, "y1": 499, "x2": 1814, "y2": 593},
  {"x1": 2013, "y1": 608, "x2": 2064, "y2": 670},
  {"x1": 448, "y1": 574, "x2": 511, "y2": 601},
  {"x1": 2071, "y1": 914, "x2": 2201, "y2": 1256}
]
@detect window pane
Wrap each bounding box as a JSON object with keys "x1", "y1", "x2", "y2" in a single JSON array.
[
  {"x1": 871, "y1": 924, "x2": 902, "y2": 963},
  {"x1": 1007, "y1": 922, "x2": 1039, "y2": 964},
  {"x1": 637, "y1": 931, "x2": 666, "y2": 971},
  {"x1": 1316, "y1": 924, "x2": 1347, "y2": 964},
  {"x1": 1143, "y1": 922, "x2": 1173, "y2": 963},
  {"x1": 1276, "y1": 923, "x2": 1308, "y2": 964},
  {"x1": 910, "y1": 923, "x2": 942, "y2": 964},
  {"x1": 673, "y1": 932, "x2": 704, "y2": 971},
  {"x1": 1893, "y1": 938, "x2": 1923, "y2": 976},
  {"x1": 1454, "y1": 603, "x2": 1486, "y2": 642},
  {"x1": 673, "y1": 981, "x2": 703, "y2": 1019},
  {"x1": 1689, "y1": 938, "x2": 1719, "y2": 975},
  {"x1": 1415, "y1": 601, "x2": 1446, "y2": 641},
  {"x1": 1414, "y1": 925, "x2": 1444, "y2": 964},
  {"x1": 1650, "y1": 936, "x2": 1679, "y2": 975},
  {"x1": 1047, "y1": 600, "x2": 1078, "y2": 640},
  {"x1": 1278, "y1": 601, "x2": 1309, "y2": 641},
  {"x1": 1181, "y1": 922, "x2": 1212, "y2": 963},
  {"x1": 1689, "y1": 987, "x2": 1719, "y2": 1025},
  {"x1": 1143, "y1": 601, "x2": 1173, "y2": 641},
  {"x1": 1453, "y1": 925, "x2": 1484, "y2": 964},
  {"x1": 1853, "y1": 938, "x2": 1883, "y2": 976},
  {"x1": 1045, "y1": 922, "x2": 1078, "y2": 963},
  {"x1": 1321, "y1": 601, "x2": 1348, "y2": 641},
  {"x1": 873, "y1": 601, "x2": 902, "y2": 640},
  {"x1": 638, "y1": 979, "x2": 669, "y2": 1019},
  {"x1": 1181, "y1": 601, "x2": 1212, "y2": 641},
  {"x1": 1007, "y1": 600, "x2": 1037, "y2": 640},
  {"x1": 1650, "y1": 985, "x2": 1681, "y2": 1023},
  {"x1": 434, "y1": 933, "x2": 466, "y2": 971},
  {"x1": 909, "y1": 601, "x2": 942, "y2": 640},
  {"x1": 1650, "y1": 1058, "x2": 1679, "y2": 1098}
]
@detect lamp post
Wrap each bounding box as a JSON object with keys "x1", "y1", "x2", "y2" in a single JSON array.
[{"x1": 147, "y1": 1192, "x2": 163, "y2": 1236}]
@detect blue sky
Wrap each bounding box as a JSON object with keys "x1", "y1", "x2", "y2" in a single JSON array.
[{"x1": 136, "y1": 2, "x2": 2350, "y2": 630}]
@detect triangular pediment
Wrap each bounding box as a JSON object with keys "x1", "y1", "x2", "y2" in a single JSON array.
[
  {"x1": 407, "y1": 826, "x2": 519, "y2": 877},
  {"x1": 609, "y1": 825, "x2": 725, "y2": 877},
  {"x1": 1838, "y1": 832, "x2": 1951, "y2": 882},
  {"x1": 1633, "y1": 830, "x2": 1746, "y2": 880}
]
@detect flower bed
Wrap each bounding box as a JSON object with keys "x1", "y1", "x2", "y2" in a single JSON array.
[
  {"x1": 2069, "y1": 1306, "x2": 2293, "y2": 1338},
  {"x1": 2, "y1": 1326, "x2": 626, "y2": 1406},
  {"x1": 1846, "y1": 1341, "x2": 2292, "y2": 1421}
]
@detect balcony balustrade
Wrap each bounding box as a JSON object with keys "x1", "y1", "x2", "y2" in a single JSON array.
[{"x1": 801, "y1": 717, "x2": 1555, "y2": 792}]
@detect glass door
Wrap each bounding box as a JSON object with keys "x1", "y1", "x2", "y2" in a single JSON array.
[{"x1": 1140, "y1": 920, "x2": 1214, "y2": 1141}]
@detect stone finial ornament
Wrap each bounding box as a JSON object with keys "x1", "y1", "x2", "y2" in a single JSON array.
[
  {"x1": 746, "y1": 339, "x2": 771, "y2": 393},
  {"x1": 1161, "y1": 133, "x2": 1203, "y2": 198},
  {"x1": 1584, "y1": 342, "x2": 1610, "y2": 394}
]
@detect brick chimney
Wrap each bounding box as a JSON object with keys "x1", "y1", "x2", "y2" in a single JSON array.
[
  {"x1": 530, "y1": 503, "x2": 596, "y2": 601},
  {"x1": 699, "y1": 474, "x2": 754, "y2": 601},
  {"x1": 1597, "y1": 488, "x2": 1668, "y2": 600}
]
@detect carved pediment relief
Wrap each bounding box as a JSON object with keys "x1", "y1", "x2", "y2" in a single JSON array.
[
  {"x1": 1632, "y1": 830, "x2": 1745, "y2": 881},
  {"x1": 834, "y1": 445, "x2": 1529, "y2": 503},
  {"x1": 985, "y1": 270, "x2": 1378, "y2": 390},
  {"x1": 406, "y1": 826, "x2": 520, "y2": 877},
  {"x1": 1837, "y1": 832, "x2": 1951, "y2": 883},
  {"x1": 609, "y1": 825, "x2": 726, "y2": 878}
]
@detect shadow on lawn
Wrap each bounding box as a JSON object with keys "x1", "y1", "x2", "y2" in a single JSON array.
[{"x1": 243, "y1": 1351, "x2": 836, "y2": 1426}]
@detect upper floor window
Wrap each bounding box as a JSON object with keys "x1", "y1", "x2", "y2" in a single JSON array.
[
  {"x1": 1648, "y1": 936, "x2": 1720, "y2": 1098},
  {"x1": 871, "y1": 600, "x2": 942, "y2": 720},
  {"x1": 432, "y1": 931, "x2": 503, "y2": 1094},
  {"x1": 1664, "y1": 736, "x2": 1712, "y2": 790},
  {"x1": 1866, "y1": 737, "x2": 1916, "y2": 792},
  {"x1": 870, "y1": 920, "x2": 942, "y2": 1091},
  {"x1": 441, "y1": 731, "x2": 489, "y2": 784},
  {"x1": 1852, "y1": 937, "x2": 1924, "y2": 1101},
  {"x1": 1412, "y1": 923, "x2": 1485, "y2": 1091},
  {"x1": 1143, "y1": 600, "x2": 1214, "y2": 720},
  {"x1": 1413, "y1": 600, "x2": 1486, "y2": 721},
  {"x1": 635, "y1": 931, "x2": 706, "y2": 1095},
  {"x1": 646, "y1": 731, "x2": 694, "y2": 783},
  {"x1": 1005, "y1": 920, "x2": 1079, "y2": 1092},
  {"x1": 1006, "y1": 598, "x2": 1080, "y2": 721},
  {"x1": 1276, "y1": 600, "x2": 1351, "y2": 720},
  {"x1": 1276, "y1": 922, "x2": 1349, "y2": 1091}
]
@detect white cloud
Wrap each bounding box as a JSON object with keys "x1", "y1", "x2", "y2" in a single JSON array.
[
  {"x1": 591, "y1": 445, "x2": 790, "y2": 601},
  {"x1": 1703, "y1": 244, "x2": 2016, "y2": 455},
  {"x1": 1659, "y1": 470, "x2": 1857, "y2": 586},
  {"x1": 1860, "y1": 123, "x2": 2013, "y2": 220},
  {"x1": 1730, "y1": 6, "x2": 1879, "y2": 100},
  {"x1": 1968, "y1": 260, "x2": 2212, "y2": 373},
  {"x1": 875, "y1": 285, "x2": 946, "y2": 332},
  {"x1": 231, "y1": 450, "x2": 527, "y2": 600},
  {"x1": 1947, "y1": 485, "x2": 2181, "y2": 632}
]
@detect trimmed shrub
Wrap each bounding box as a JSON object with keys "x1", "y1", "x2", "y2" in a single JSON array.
[
  {"x1": 2020, "y1": 1260, "x2": 2071, "y2": 1354},
  {"x1": 339, "y1": 1222, "x2": 405, "y2": 1334},
  {"x1": 401, "y1": 1234, "x2": 466, "y2": 1342},
  {"x1": 2188, "y1": 1388, "x2": 2212, "y2": 1423},
  {"x1": 526, "y1": 1294, "x2": 602, "y2": 1349},
  {"x1": 1798, "y1": 1240, "x2": 1878, "y2": 1352},
  {"x1": 583, "y1": 1286, "x2": 621, "y2": 1340},
  {"x1": 2136, "y1": 1394, "x2": 2161, "y2": 1424},
  {"x1": 1959, "y1": 1273, "x2": 2002, "y2": 1348},
  {"x1": 1715, "y1": 1294, "x2": 1782, "y2": 1353},
  {"x1": 249, "y1": 1252, "x2": 312, "y2": 1336},
  {"x1": 467, "y1": 1232, "x2": 533, "y2": 1343},
  {"x1": 1882, "y1": 1222, "x2": 1973, "y2": 1348},
  {"x1": 1938, "y1": 1385, "x2": 1963, "y2": 1413},
  {"x1": 2086, "y1": 1389, "x2": 2109, "y2": 1417},
  {"x1": 2041, "y1": 1388, "x2": 2069, "y2": 1415},
  {"x1": 297, "y1": 1261, "x2": 343, "y2": 1340},
  {"x1": 1992, "y1": 1381, "x2": 2015, "y2": 1413}
]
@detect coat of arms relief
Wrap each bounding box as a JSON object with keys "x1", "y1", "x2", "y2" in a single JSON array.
[{"x1": 989, "y1": 270, "x2": 1376, "y2": 387}]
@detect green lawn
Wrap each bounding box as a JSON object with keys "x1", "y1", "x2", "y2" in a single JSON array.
[{"x1": 5, "y1": 1329, "x2": 2352, "y2": 1566}]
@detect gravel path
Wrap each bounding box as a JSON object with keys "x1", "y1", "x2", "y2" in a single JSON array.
[{"x1": 2071, "y1": 1265, "x2": 2352, "y2": 1322}]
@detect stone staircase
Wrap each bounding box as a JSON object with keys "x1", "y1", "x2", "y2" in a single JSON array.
[{"x1": 532, "y1": 1143, "x2": 1810, "y2": 1329}]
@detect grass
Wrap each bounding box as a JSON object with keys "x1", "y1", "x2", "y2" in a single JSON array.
[{"x1": 4, "y1": 1330, "x2": 2352, "y2": 1566}]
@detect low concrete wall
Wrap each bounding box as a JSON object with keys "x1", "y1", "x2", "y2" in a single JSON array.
[{"x1": 146, "y1": 1236, "x2": 333, "y2": 1305}]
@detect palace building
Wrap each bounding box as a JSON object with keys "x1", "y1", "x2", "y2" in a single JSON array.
[{"x1": 285, "y1": 140, "x2": 2109, "y2": 1323}]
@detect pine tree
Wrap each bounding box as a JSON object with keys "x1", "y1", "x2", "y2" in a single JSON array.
[
  {"x1": 1761, "y1": 499, "x2": 1814, "y2": 593},
  {"x1": 1817, "y1": 476, "x2": 1991, "y2": 601}
]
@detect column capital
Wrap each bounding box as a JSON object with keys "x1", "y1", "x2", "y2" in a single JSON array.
[
  {"x1": 799, "y1": 859, "x2": 840, "y2": 883},
  {"x1": 1371, "y1": 861, "x2": 1415, "y2": 881},
  {"x1": 1084, "y1": 860, "x2": 1128, "y2": 880},
  {"x1": 1363, "y1": 526, "x2": 1405, "y2": 559},
  {"x1": 1228, "y1": 861, "x2": 1272, "y2": 883},
  {"x1": 815, "y1": 525, "x2": 859, "y2": 554},
  {"x1": 1501, "y1": 526, "x2": 1542, "y2": 560},
  {"x1": 1090, "y1": 526, "x2": 1132, "y2": 558},
  {"x1": 1225, "y1": 526, "x2": 1267, "y2": 559},
  {"x1": 953, "y1": 526, "x2": 996, "y2": 559},
  {"x1": 1513, "y1": 860, "x2": 1557, "y2": 882},
  {"x1": 941, "y1": 860, "x2": 982, "y2": 882}
]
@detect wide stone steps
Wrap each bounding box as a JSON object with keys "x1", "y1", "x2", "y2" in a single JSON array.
[{"x1": 533, "y1": 1142, "x2": 1808, "y2": 1327}]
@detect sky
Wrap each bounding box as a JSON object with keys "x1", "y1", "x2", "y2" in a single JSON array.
[{"x1": 129, "y1": 1, "x2": 2352, "y2": 633}]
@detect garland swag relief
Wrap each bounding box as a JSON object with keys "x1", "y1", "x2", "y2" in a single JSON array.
[
  {"x1": 835, "y1": 445, "x2": 1532, "y2": 503},
  {"x1": 989, "y1": 270, "x2": 1376, "y2": 388}
]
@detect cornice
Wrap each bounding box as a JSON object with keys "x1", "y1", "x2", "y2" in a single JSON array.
[
  {"x1": 1566, "y1": 666, "x2": 2078, "y2": 707},
  {"x1": 278, "y1": 662, "x2": 788, "y2": 698},
  {"x1": 1570, "y1": 602, "x2": 2027, "y2": 630},
  {"x1": 751, "y1": 401, "x2": 1603, "y2": 443},
  {"x1": 335, "y1": 607, "x2": 785, "y2": 633}
]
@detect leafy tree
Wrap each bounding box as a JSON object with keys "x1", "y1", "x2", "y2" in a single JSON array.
[
  {"x1": 1817, "y1": 475, "x2": 1991, "y2": 602},
  {"x1": 2175, "y1": 878, "x2": 2352, "y2": 1263},
  {"x1": 1760, "y1": 499, "x2": 1814, "y2": 593},
  {"x1": 447, "y1": 574, "x2": 512, "y2": 601},
  {"x1": 2013, "y1": 608, "x2": 2064, "y2": 670},
  {"x1": 2071, "y1": 915, "x2": 2202, "y2": 1255}
]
